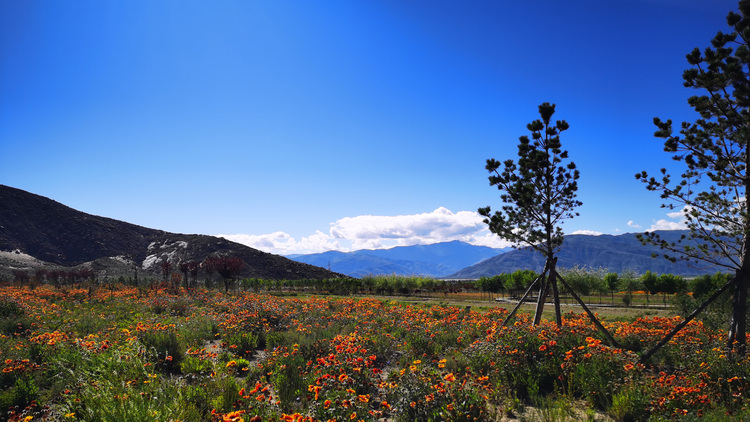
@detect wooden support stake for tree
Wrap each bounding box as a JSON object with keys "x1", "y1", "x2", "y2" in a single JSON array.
[
  {"x1": 640, "y1": 276, "x2": 737, "y2": 363},
  {"x1": 550, "y1": 270, "x2": 562, "y2": 326},
  {"x1": 533, "y1": 273, "x2": 551, "y2": 326},
  {"x1": 533, "y1": 257, "x2": 558, "y2": 326},
  {"x1": 502, "y1": 264, "x2": 550, "y2": 327},
  {"x1": 556, "y1": 271, "x2": 620, "y2": 348}
]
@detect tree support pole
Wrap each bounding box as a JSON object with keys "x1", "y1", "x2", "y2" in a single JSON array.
[
  {"x1": 502, "y1": 264, "x2": 551, "y2": 327},
  {"x1": 533, "y1": 257, "x2": 557, "y2": 326},
  {"x1": 640, "y1": 276, "x2": 737, "y2": 363},
  {"x1": 556, "y1": 271, "x2": 619, "y2": 348},
  {"x1": 550, "y1": 270, "x2": 562, "y2": 326},
  {"x1": 533, "y1": 273, "x2": 551, "y2": 326}
]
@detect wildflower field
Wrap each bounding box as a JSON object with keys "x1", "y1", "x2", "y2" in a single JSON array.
[{"x1": 1, "y1": 284, "x2": 749, "y2": 421}]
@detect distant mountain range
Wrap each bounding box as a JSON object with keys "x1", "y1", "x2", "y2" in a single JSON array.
[
  {"x1": 448, "y1": 231, "x2": 730, "y2": 278},
  {"x1": 287, "y1": 241, "x2": 507, "y2": 277},
  {"x1": 289, "y1": 232, "x2": 732, "y2": 279},
  {"x1": 0, "y1": 185, "x2": 344, "y2": 280}
]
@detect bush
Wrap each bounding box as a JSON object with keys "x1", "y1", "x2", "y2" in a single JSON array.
[
  {"x1": 560, "y1": 266, "x2": 605, "y2": 297},
  {"x1": 181, "y1": 355, "x2": 213, "y2": 375},
  {"x1": 0, "y1": 299, "x2": 31, "y2": 336},
  {"x1": 139, "y1": 330, "x2": 184, "y2": 374},
  {"x1": 224, "y1": 332, "x2": 260, "y2": 358},
  {"x1": 0, "y1": 376, "x2": 39, "y2": 413},
  {"x1": 387, "y1": 365, "x2": 489, "y2": 422}
]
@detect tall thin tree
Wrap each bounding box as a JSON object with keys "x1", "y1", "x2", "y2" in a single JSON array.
[
  {"x1": 480, "y1": 103, "x2": 581, "y2": 326},
  {"x1": 636, "y1": 1, "x2": 750, "y2": 357}
]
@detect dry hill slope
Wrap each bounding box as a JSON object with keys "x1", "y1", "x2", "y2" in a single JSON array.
[{"x1": 0, "y1": 185, "x2": 344, "y2": 280}]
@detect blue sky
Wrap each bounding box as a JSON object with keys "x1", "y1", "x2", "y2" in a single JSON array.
[{"x1": 0, "y1": 0, "x2": 741, "y2": 254}]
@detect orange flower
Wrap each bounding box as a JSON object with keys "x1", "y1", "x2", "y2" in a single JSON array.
[{"x1": 222, "y1": 410, "x2": 246, "y2": 422}]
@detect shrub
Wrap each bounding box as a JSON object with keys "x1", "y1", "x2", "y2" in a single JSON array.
[
  {"x1": 0, "y1": 376, "x2": 39, "y2": 413},
  {"x1": 224, "y1": 332, "x2": 259, "y2": 357},
  {"x1": 139, "y1": 330, "x2": 184, "y2": 374},
  {"x1": 0, "y1": 299, "x2": 31, "y2": 336},
  {"x1": 181, "y1": 355, "x2": 213, "y2": 375},
  {"x1": 387, "y1": 365, "x2": 489, "y2": 422}
]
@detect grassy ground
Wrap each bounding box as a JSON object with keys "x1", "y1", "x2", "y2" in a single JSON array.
[
  {"x1": 334, "y1": 292, "x2": 675, "y2": 322},
  {"x1": 1, "y1": 284, "x2": 747, "y2": 421}
]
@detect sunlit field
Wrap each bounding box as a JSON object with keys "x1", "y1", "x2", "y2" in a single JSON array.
[{"x1": 1, "y1": 283, "x2": 748, "y2": 421}]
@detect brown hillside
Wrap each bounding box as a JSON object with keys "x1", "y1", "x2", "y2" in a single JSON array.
[{"x1": 0, "y1": 185, "x2": 344, "y2": 280}]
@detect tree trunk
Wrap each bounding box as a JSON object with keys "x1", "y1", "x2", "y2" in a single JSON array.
[
  {"x1": 729, "y1": 265, "x2": 748, "y2": 354},
  {"x1": 533, "y1": 273, "x2": 548, "y2": 326},
  {"x1": 533, "y1": 256, "x2": 559, "y2": 326}
]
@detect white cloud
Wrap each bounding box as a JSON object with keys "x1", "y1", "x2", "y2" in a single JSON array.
[
  {"x1": 648, "y1": 219, "x2": 687, "y2": 231},
  {"x1": 329, "y1": 207, "x2": 488, "y2": 249},
  {"x1": 647, "y1": 206, "x2": 690, "y2": 232},
  {"x1": 220, "y1": 207, "x2": 614, "y2": 255},
  {"x1": 667, "y1": 205, "x2": 693, "y2": 220},
  {"x1": 218, "y1": 207, "x2": 514, "y2": 255},
  {"x1": 627, "y1": 220, "x2": 641, "y2": 229},
  {"x1": 217, "y1": 231, "x2": 341, "y2": 255},
  {"x1": 571, "y1": 230, "x2": 603, "y2": 236}
]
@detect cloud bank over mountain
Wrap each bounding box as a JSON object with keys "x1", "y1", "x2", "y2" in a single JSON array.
[
  {"x1": 219, "y1": 208, "x2": 513, "y2": 255},
  {"x1": 219, "y1": 207, "x2": 694, "y2": 255}
]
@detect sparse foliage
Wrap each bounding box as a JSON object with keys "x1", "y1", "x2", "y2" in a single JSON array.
[
  {"x1": 204, "y1": 256, "x2": 244, "y2": 293},
  {"x1": 179, "y1": 260, "x2": 200, "y2": 290},
  {"x1": 160, "y1": 259, "x2": 173, "y2": 283}
]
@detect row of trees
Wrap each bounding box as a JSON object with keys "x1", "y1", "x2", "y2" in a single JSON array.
[
  {"x1": 6, "y1": 255, "x2": 246, "y2": 294},
  {"x1": 7, "y1": 265, "x2": 728, "y2": 304},
  {"x1": 475, "y1": 268, "x2": 730, "y2": 307},
  {"x1": 11, "y1": 268, "x2": 95, "y2": 286},
  {"x1": 158, "y1": 256, "x2": 244, "y2": 293}
]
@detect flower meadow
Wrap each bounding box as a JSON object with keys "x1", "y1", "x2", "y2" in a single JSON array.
[{"x1": 1, "y1": 284, "x2": 749, "y2": 421}]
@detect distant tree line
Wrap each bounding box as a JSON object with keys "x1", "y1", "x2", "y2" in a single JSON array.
[
  {"x1": 475, "y1": 268, "x2": 732, "y2": 309},
  {"x1": 3, "y1": 260, "x2": 734, "y2": 324},
  {"x1": 9, "y1": 268, "x2": 96, "y2": 287},
  {"x1": 5, "y1": 255, "x2": 246, "y2": 293}
]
